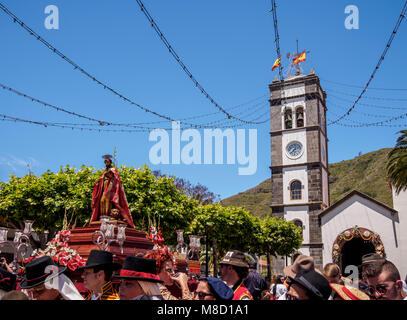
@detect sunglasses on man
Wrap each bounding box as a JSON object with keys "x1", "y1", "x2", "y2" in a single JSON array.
[
  {"x1": 367, "y1": 284, "x2": 388, "y2": 297},
  {"x1": 194, "y1": 291, "x2": 214, "y2": 299}
]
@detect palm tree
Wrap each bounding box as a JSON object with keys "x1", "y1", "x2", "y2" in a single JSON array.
[{"x1": 387, "y1": 130, "x2": 407, "y2": 193}]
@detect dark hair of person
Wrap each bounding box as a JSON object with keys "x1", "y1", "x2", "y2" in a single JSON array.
[
  {"x1": 232, "y1": 265, "x2": 249, "y2": 280},
  {"x1": 92, "y1": 266, "x2": 113, "y2": 282},
  {"x1": 365, "y1": 260, "x2": 400, "y2": 282}
]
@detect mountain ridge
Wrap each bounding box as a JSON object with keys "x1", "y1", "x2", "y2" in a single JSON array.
[{"x1": 220, "y1": 148, "x2": 393, "y2": 218}]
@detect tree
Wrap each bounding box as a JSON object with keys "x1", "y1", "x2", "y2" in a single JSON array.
[
  {"x1": 0, "y1": 165, "x2": 97, "y2": 234},
  {"x1": 387, "y1": 130, "x2": 407, "y2": 193},
  {"x1": 252, "y1": 216, "x2": 303, "y2": 281},
  {"x1": 186, "y1": 203, "x2": 259, "y2": 276},
  {"x1": 187, "y1": 203, "x2": 258, "y2": 256},
  {"x1": 0, "y1": 165, "x2": 198, "y2": 245},
  {"x1": 152, "y1": 170, "x2": 220, "y2": 204}
]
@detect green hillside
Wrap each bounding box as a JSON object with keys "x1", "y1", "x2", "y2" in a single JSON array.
[{"x1": 221, "y1": 148, "x2": 393, "y2": 217}]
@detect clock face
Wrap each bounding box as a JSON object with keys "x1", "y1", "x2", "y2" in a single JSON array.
[{"x1": 286, "y1": 141, "x2": 303, "y2": 159}]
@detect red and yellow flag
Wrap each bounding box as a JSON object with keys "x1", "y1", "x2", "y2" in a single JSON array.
[
  {"x1": 271, "y1": 56, "x2": 281, "y2": 71},
  {"x1": 293, "y1": 51, "x2": 306, "y2": 65}
]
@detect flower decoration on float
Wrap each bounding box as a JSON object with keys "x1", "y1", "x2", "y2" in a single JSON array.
[
  {"x1": 145, "y1": 218, "x2": 165, "y2": 250},
  {"x1": 21, "y1": 229, "x2": 86, "y2": 272}
]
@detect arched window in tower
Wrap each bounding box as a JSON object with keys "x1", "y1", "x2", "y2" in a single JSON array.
[
  {"x1": 290, "y1": 180, "x2": 302, "y2": 200},
  {"x1": 293, "y1": 219, "x2": 303, "y2": 236},
  {"x1": 284, "y1": 108, "x2": 293, "y2": 129},
  {"x1": 296, "y1": 107, "x2": 304, "y2": 128}
]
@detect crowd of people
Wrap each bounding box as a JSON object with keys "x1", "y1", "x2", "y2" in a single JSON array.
[{"x1": 0, "y1": 248, "x2": 406, "y2": 301}]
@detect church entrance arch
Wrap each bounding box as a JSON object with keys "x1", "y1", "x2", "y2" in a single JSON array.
[{"x1": 332, "y1": 226, "x2": 385, "y2": 275}]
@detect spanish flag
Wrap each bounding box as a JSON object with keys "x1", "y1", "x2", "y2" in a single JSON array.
[
  {"x1": 271, "y1": 56, "x2": 281, "y2": 71},
  {"x1": 293, "y1": 51, "x2": 306, "y2": 65}
]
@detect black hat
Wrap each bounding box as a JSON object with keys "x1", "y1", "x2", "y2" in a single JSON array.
[
  {"x1": 19, "y1": 256, "x2": 66, "y2": 289},
  {"x1": 289, "y1": 269, "x2": 332, "y2": 300},
  {"x1": 219, "y1": 250, "x2": 249, "y2": 268},
  {"x1": 78, "y1": 250, "x2": 121, "y2": 271},
  {"x1": 199, "y1": 277, "x2": 234, "y2": 300},
  {"x1": 361, "y1": 253, "x2": 385, "y2": 266},
  {"x1": 0, "y1": 266, "x2": 16, "y2": 292},
  {"x1": 113, "y1": 256, "x2": 163, "y2": 283}
]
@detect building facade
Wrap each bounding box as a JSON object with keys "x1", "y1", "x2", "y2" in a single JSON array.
[
  {"x1": 269, "y1": 72, "x2": 407, "y2": 278},
  {"x1": 269, "y1": 72, "x2": 329, "y2": 272}
]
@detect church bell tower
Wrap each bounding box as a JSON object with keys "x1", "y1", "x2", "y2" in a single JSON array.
[{"x1": 269, "y1": 71, "x2": 329, "y2": 272}]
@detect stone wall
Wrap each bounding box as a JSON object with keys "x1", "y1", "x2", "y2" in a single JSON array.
[
  {"x1": 307, "y1": 165, "x2": 322, "y2": 202},
  {"x1": 270, "y1": 134, "x2": 282, "y2": 167},
  {"x1": 270, "y1": 106, "x2": 282, "y2": 131},
  {"x1": 271, "y1": 168, "x2": 283, "y2": 205},
  {"x1": 306, "y1": 129, "x2": 320, "y2": 163},
  {"x1": 308, "y1": 204, "x2": 323, "y2": 270},
  {"x1": 305, "y1": 99, "x2": 319, "y2": 127}
]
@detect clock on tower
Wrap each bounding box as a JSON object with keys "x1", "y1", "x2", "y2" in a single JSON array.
[{"x1": 269, "y1": 71, "x2": 329, "y2": 273}]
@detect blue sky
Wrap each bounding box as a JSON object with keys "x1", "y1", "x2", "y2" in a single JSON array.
[{"x1": 0, "y1": 0, "x2": 406, "y2": 200}]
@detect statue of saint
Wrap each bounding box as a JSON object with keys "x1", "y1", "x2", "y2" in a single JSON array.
[{"x1": 90, "y1": 155, "x2": 135, "y2": 228}]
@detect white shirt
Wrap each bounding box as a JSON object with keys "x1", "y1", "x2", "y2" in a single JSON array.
[
  {"x1": 271, "y1": 284, "x2": 287, "y2": 299},
  {"x1": 91, "y1": 293, "x2": 102, "y2": 300}
]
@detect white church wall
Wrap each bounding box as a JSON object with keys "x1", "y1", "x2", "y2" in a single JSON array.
[
  {"x1": 392, "y1": 187, "x2": 407, "y2": 278},
  {"x1": 283, "y1": 166, "x2": 309, "y2": 204},
  {"x1": 283, "y1": 82, "x2": 305, "y2": 98},
  {"x1": 282, "y1": 129, "x2": 307, "y2": 166},
  {"x1": 284, "y1": 205, "x2": 310, "y2": 244},
  {"x1": 321, "y1": 194, "x2": 400, "y2": 270}
]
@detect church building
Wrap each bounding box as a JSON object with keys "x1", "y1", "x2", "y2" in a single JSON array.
[{"x1": 269, "y1": 70, "x2": 407, "y2": 278}]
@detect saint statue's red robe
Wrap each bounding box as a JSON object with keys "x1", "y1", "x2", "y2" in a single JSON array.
[{"x1": 90, "y1": 167, "x2": 135, "y2": 228}]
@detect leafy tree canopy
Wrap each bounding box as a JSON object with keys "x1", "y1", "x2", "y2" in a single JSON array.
[
  {"x1": 0, "y1": 165, "x2": 197, "y2": 244},
  {"x1": 387, "y1": 130, "x2": 407, "y2": 193}
]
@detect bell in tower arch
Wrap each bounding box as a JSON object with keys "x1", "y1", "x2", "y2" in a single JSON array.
[
  {"x1": 296, "y1": 107, "x2": 304, "y2": 128},
  {"x1": 284, "y1": 109, "x2": 293, "y2": 129}
]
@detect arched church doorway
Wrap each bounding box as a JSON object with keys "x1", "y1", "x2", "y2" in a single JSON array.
[
  {"x1": 332, "y1": 226, "x2": 386, "y2": 276},
  {"x1": 340, "y1": 237, "x2": 375, "y2": 275}
]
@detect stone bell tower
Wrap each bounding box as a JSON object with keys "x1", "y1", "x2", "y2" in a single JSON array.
[{"x1": 269, "y1": 71, "x2": 329, "y2": 272}]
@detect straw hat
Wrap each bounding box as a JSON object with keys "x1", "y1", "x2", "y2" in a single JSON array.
[{"x1": 330, "y1": 283, "x2": 370, "y2": 300}]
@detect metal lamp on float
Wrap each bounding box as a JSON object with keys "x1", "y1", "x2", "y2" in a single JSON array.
[
  {"x1": 0, "y1": 220, "x2": 36, "y2": 273},
  {"x1": 91, "y1": 216, "x2": 126, "y2": 254}
]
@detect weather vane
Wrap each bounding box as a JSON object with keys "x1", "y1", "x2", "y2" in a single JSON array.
[{"x1": 285, "y1": 39, "x2": 310, "y2": 77}]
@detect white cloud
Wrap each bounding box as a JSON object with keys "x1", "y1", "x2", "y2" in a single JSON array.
[{"x1": 0, "y1": 154, "x2": 40, "y2": 173}]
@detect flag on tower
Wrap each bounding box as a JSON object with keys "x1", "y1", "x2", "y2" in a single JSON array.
[
  {"x1": 271, "y1": 56, "x2": 281, "y2": 71},
  {"x1": 293, "y1": 51, "x2": 306, "y2": 65}
]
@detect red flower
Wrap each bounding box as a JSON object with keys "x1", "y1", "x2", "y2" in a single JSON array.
[
  {"x1": 58, "y1": 251, "x2": 68, "y2": 258},
  {"x1": 59, "y1": 257, "x2": 68, "y2": 266},
  {"x1": 67, "y1": 259, "x2": 78, "y2": 271}
]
